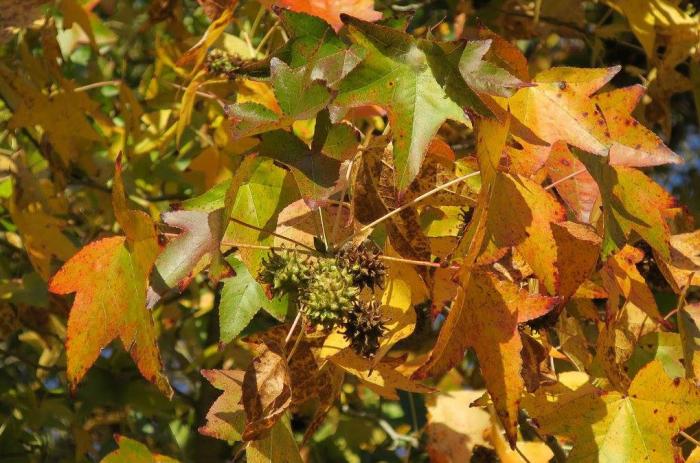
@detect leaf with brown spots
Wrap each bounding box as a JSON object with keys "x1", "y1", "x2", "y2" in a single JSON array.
[
  {"x1": 575, "y1": 149, "x2": 675, "y2": 260},
  {"x1": 49, "y1": 158, "x2": 172, "y2": 397},
  {"x1": 500, "y1": 67, "x2": 681, "y2": 174},
  {"x1": 523, "y1": 361, "x2": 700, "y2": 463}
]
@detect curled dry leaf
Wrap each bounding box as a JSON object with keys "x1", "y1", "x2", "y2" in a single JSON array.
[{"x1": 242, "y1": 340, "x2": 292, "y2": 441}]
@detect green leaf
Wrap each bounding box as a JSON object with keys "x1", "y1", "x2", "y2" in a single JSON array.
[
  {"x1": 333, "y1": 16, "x2": 490, "y2": 189},
  {"x1": 277, "y1": 9, "x2": 364, "y2": 86},
  {"x1": 219, "y1": 257, "x2": 288, "y2": 344},
  {"x1": 224, "y1": 158, "x2": 299, "y2": 275},
  {"x1": 257, "y1": 130, "x2": 342, "y2": 202},
  {"x1": 226, "y1": 102, "x2": 285, "y2": 139},
  {"x1": 270, "y1": 58, "x2": 332, "y2": 119}
]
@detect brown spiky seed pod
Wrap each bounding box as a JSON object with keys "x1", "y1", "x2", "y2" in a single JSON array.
[
  {"x1": 337, "y1": 243, "x2": 386, "y2": 290},
  {"x1": 341, "y1": 300, "x2": 387, "y2": 359},
  {"x1": 204, "y1": 49, "x2": 239, "y2": 79}
]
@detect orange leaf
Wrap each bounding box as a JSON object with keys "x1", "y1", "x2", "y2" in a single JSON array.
[
  {"x1": 271, "y1": 0, "x2": 381, "y2": 31},
  {"x1": 49, "y1": 158, "x2": 171, "y2": 397},
  {"x1": 419, "y1": 271, "x2": 556, "y2": 445}
]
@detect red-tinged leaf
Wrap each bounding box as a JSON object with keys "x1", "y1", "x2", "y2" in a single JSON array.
[
  {"x1": 594, "y1": 85, "x2": 682, "y2": 167},
  {"x1": 198, "y1": 369, "x2": 246, "y2": 442},
  {"x1": 546, "y1": 142, "x2": 600, "y2": 223},
  {"x1": 272, "y1": 0, "x2": 381, "y2": 31},
  {"x1": 418, "y1": 117, "x2": 507, "y2": 378},
  {"x1": 147, "y1": 210, "x2": 223, "y2": 308},
  {"x1": 423, "y1": 271, "x2": 557, "y2": 445},
  {"x1": 101, "y1": 435, "x2": 179, "y2": 463},
  {"x1": 459, "y1": 40, "x2": 530, "y2": 97},
  {"x1": 503, "y1": 67, "x2": 681, "y2": 174},
  {"x1": 242, "y1": 340, "x2": 292, "y2": 441},
  {"x1": 49, "y1": 159, "x2": 172, "y2": 397}
]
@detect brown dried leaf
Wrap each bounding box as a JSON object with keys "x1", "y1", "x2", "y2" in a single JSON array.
[{"x1": 242, "y1": 340, "x2": 292, "y2": 441}]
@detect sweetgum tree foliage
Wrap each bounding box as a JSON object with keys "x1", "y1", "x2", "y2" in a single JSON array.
[{"x1": 3, "y1": 1, "x2": 700, "y2": 462}]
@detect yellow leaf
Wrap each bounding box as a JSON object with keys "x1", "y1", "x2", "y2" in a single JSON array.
[
  {"x1": 177, "y1": 4, "x2": 237, "y2": 72},
  {"x1": 176, "y1": 71, "x2": 206, "y2": 146},
  {"x1": 426, "y1": 390, "x2": 491, "y2": 462},
  {"x1": 329, "y1": 349, "x2": 432, "y2": 399}
]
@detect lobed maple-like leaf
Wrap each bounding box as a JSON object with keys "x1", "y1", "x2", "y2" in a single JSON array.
[
  {"x1": 333, "y1": 16, "x2": 492, "y2": 190},
  {"x1": 420, "y1": 271, "x2": 556, "y2": 445},
  {"x1": 502, "y1": 66, "x2": 681, "y2": 175},
  {"x1": 219, "y1": 257, "x2": 288, "y2": 344},
  {"x1": 49, "y1": 159, "x2": 172, "y2": 397},
  {"x1": 523, "y1": 361, "x2": 700, "y2": 463}
]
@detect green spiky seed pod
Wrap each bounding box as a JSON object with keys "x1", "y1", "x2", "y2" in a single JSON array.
[
  {"x1": 204, "y1": 49, "x2": 239, "y2": 79},
  {"x1": 337, "y1": 243, "x2": 386, "y2": 290},
  {"x1": 341, "y1": 299, "x2": 387, "y2": 359},
  {"x1": 258, "y1": 249, "x2": 311, "y2": 297},
  {"x1": 302, "y1": 258, "x2": 359, "y2": 329}
]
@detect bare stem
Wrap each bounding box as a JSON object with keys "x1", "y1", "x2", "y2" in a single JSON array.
[
  {"x1": 285, "y1": 312, "x2": 302, "y2": 344},
  {"x1": 73, "y1": 80, "x2": 122, "y2": 92},
  {"x1": 338, "y1": 170, "x2": 481, "y2": 249},
  {"x1": 544, "y1": 168, "x2": 588, "y2": 190},
  {"x1": 229, "y1": 217, "x2": 317, "y2": 252},
  {"x1": 218, "y1": 240, "x2": 457, "y2": 269}
]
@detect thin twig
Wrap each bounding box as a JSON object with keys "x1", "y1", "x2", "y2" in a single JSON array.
[
  {"x1": 514, "y1": 445, "x2": 533, "y2": 463},
  {"x1": 167, "y1": 82, "x2": 223, "y2": 104},
  {"x1": 665, "y1": 272, "x2": 695, "y2": 321},
  {"x1": 73, "y1": 80, "x2": 122, "y2": 92},
  {"x1": 228, "y1": 218, "x2": 317, "y2": 252},
  {"x1": 544, "y1": 168, "x2": 588, "y2": 190},
  {"x1": 286, "y1": 319, "x2": 306, "y2": 362},
  {"x1": 218, "y1": 240, "x2": 457, "y2": 269},
  {"x1": 681, "y1": 430, "x2": 700, "y2": 448},
  {"x1": 338, "y1": 170, "x2": 481, "y2": 249},
  {"x1": 254, "y1": 22, "x2": 280, "y2": 55},
  {"x1": 285, "y1": 312, "x2": 302, "y2": 344}
]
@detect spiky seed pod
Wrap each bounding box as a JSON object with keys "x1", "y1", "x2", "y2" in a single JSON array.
[
  {"x1": 204, "y1": 49, "x2": 239, "y2": 79},
  {"x1": 302, "y1": 258, "x2": 359, "y2": 329},
  {"x1": 337, "y1": 243, "x2": 386, "y2": 290},
  {"x1": 341, "y1": 299, "x2": 387, "y2": 359},
  {"x1": 258, "y1": 249, "x2": 311, "y2": 297}
]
